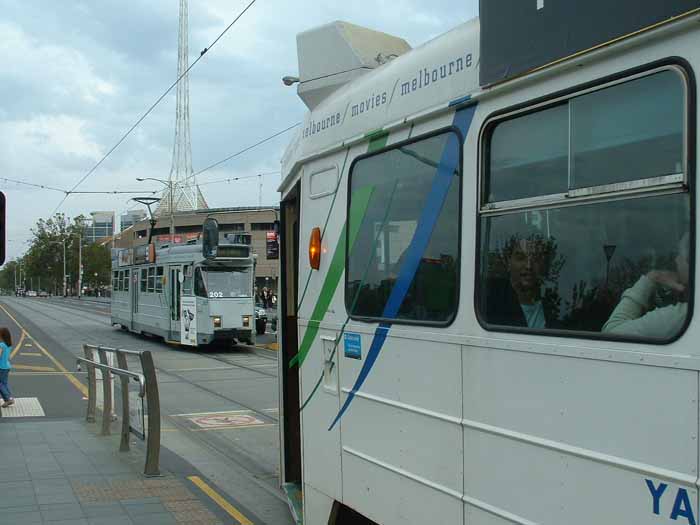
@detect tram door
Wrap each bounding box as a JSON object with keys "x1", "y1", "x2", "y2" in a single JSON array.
[
  {"x1": 280, "y1": 183, "x2": 302, "y2": 486},
  {"x1": 169, "y1": 265, "x2": 182, "y2": 337}
]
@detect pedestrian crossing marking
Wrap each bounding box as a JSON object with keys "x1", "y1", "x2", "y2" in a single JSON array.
[
  {"x1": 20, "y1": 352, "x2": 42, "y2": 356},
  {"x1": 0, "y1": 397, "x2": 45, "y2": 417}
]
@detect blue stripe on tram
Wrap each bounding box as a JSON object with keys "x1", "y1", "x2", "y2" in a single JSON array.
[{"x1": 328, "y1": 104, "x2": 477, "y2": 431}]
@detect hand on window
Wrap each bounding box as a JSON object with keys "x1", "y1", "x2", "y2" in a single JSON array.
[{"x1": 647, "y1": 270, "x2": 685, "y2": 293}]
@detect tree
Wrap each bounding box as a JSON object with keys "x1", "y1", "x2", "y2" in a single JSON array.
[{"x1": 81, "y1": 243, "x2": 111, "y2": 291}]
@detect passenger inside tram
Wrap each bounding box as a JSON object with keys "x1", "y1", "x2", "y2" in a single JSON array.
[
  {"x1": 483, "y1": 233, "x2": 562, "y2": 329},
  {"x1": 603, "y1": 232, "x2": 689, "y2": 339}
]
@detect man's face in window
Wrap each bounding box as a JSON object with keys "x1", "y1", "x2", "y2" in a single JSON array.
[{"x1": 509, "y1": 239, "x2": 547, "y2": 296}]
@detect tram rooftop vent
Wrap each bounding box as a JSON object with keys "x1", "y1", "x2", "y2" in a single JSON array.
[{"x1": 295, "y1": 21, "x2": 411, "y2": 110}]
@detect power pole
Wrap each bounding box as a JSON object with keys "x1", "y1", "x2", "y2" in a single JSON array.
[
  {"x1": 63, "y1": 240, "x2": 67, "y2": 297},
  {"x1": 258, "y1": 174, "x2": 263, "y2": 208},
  {"x1": 78, "y1": 235, "x2": 82, "y2": 298}
]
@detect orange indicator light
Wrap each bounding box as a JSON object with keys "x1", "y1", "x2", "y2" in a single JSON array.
[{"x1": 309, "y1": 227, "x2": 321, "y2": 270}]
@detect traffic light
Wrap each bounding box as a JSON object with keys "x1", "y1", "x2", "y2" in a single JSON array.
[{"x1": 0, "y1": 192, "x2": 5, "y2": 265}]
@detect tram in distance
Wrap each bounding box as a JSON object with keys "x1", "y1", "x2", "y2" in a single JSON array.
[
  {"x1": 111, "y1": 229, "x2": 257, "y2": 348},
  {"x1": 276, "y1": 2, "x2": 700, "y2": 525}
]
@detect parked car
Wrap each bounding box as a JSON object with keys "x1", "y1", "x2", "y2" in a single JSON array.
[
  {"x1": 38, "y1": 291, "x2": 49, "y2": 298},
  {"x1": 26, "y1": 290, "x2": 37, "y2": 297}
]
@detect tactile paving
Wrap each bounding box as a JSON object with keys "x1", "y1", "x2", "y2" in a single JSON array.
[{"x1": 0, "y1": 397, "x2": 45, "y2": 417}]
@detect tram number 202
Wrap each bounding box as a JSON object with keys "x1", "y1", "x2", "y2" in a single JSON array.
[{"x1": 208, "y1": 291, "x2": 224, "y2": 298}]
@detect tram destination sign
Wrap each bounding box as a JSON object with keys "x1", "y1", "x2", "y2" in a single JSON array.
[{"x1": 217, "y1": 245, "x2": 250, "y2": 258}]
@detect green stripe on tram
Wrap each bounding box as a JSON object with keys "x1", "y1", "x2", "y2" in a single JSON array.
[{"x1": 290, "y1": 132, "x2": 388, "y2": 368}]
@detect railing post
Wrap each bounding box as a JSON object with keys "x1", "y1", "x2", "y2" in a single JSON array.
[
  {"x1": 115, "y1": 351, "x2": 131, "y2": 452},
  {"x1": 97, "y1": 348, "x2": 113, "y2": 436},
  {"x1": 140, "y1": 351, "x2": 161, "y2": 476},
  {"x1": 83, "y1": 345, "x2": 96, "y2": 423}
]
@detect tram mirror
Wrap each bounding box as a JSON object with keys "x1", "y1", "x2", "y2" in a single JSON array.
[
  {"x1": 203, "y1": 218, "x2": 219, "y2": 259},
  {"x1": 178, "y1": 272, "x2": 184, "y2": 284}
]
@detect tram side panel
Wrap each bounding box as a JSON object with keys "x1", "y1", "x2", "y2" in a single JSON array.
[
  {"x1": 461, "y1": 24, "x2": 700, "y2": 525},
  {"x1": 461, "y1": 347, "x2": 698, "y2": 525},
  {"x1": 297, "y1": 148, "x2": 358, "y2": 510}
]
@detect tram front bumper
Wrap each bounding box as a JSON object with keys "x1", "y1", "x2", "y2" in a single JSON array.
[{"x1": 212, "y1": 328, "x2": 253, "y2": 343}]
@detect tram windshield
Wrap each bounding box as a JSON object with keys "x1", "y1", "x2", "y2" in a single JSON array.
[{"x1": 204, "y1": 267, "x2": 252, "y2": 298}]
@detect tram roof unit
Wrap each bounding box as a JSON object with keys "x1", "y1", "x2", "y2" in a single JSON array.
[
  {"x1": 279, "y1": 18, "x2": 480, "y2": 194},
  {"x1": 280, "y1": 1, "x2": 700, "y2": 196}
]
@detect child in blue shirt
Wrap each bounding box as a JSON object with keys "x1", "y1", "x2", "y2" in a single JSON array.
[{"x1": 0, "y1": 327, "x2": 14, "y2": 407}]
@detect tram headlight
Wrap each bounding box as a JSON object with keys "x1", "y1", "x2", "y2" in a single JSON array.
[
  {"x1": 242, "y1": 315, "x2": 251, "y2": 327},
  {"x1": 213, "y1": 316, "x2": 222, "y2": 328}
]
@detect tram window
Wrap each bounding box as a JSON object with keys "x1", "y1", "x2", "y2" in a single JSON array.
[
  {"x1": 486, "y1": 69, "x2": 686, "y2": 205},
  {"x1": 156, "y1": 267, "x2": 164, "y2": 293},
  {"x1": 204, "y1": 267, "x2": 251, "y2": 298},
  {"x1": 570, "y1": 71, "x2": 684, "y2": 188},
  {"x1": 194, "y1": 268, "x2": 207, "y2": 298},
  {"x1": 123, "y1": 270, "x2": 130, "y2": 292},
  {"x1": 346, "y1": 130, "x2": 461, "y2": 324},
  {"x1": 183, "y1": 265, "x2": 193, "y2": 296},
  {"x1": 140, "y1": 269, "x2": 147, "y2": 292},
  {"x1": 112, "y1": 271, "x2": 118, "y2": 291},
  {"x1": 117, "y1": 271, "x2": 123, "y2": 292},
  {"x1": 487, "y1": 104, "x2": 568, "y2": 202},
  {"x1": 147, "y1": 267, "x2": 156, "y2": 293},
  {"x1": 478, "y1": 67, "x2": 691, "y2": 343}
]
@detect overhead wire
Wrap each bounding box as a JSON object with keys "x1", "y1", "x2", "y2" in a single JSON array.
[
  {"x1": 1, "y1": 177, "x2": 66, "y2": 193},
  {"x1": 186, "y1": 122, "x2": 300, "y2": 181},
  {"x1": 50, "y1": 0, "x2": 259, "y2": 216},
  {"x1": 196, "y1": 171, "x2": 279, "y2": 187}
]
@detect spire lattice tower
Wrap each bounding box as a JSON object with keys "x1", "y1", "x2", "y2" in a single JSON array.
[{"x1": 158, "y1": 0, "x2": 207, "y2": 217}]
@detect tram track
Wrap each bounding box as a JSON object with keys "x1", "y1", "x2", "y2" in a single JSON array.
[
  {"x1": 157, "y1": 365, "x2": 279, "y2": 423},
  {"x1": 0, "y1": 297, "x2": 279, "y2": 421}
]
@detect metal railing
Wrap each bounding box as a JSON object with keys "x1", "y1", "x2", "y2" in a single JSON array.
[{"x1": 78, "y1": 344, "x2": 161, "y2": 476}]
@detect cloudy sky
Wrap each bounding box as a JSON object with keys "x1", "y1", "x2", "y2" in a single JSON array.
[{"x1": 0, "y1": 0, "x2": 478, "y2": 261}]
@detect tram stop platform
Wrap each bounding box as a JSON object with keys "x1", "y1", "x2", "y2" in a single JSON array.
[{"x1": 0, "y1": 416, "x2": 256, "y2": 525}]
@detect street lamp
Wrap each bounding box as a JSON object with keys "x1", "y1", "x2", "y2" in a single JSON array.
[
  {"x1": 49, "y1": 234, "x2": 83, "y2": 297},
  {"x1": 136, "y1": 178, "x2": 175, "y2": 240}
]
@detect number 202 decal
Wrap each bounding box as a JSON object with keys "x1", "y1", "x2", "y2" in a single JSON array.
[{"x1": 209, "y1": 292, "x2": 223, "y2": 298}]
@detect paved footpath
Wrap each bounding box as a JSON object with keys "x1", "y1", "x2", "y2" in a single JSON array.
[
  {"x1": 0, "y1": 418, "x2": 263, "y2": 524},
  {"x1": 0, "y1": 297, "x2": 293, "y2": 524}
]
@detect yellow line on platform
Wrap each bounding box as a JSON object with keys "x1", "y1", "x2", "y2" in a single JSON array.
[
  {"x1": 188, "y1": 475, "x2": 253, "y2": 525},
  {"x1": 0, "y1": 303, "x2": 87, "y2": 397},
  {"x1": 13, "y1": 364, "x2": 56, "y2": 372},
  {"x1": 14, "y1": 372, "x2": 87, "y2": 376}
]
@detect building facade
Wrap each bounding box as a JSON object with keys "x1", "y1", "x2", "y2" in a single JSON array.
[
  {"x1": 113, "y1": 206, "x2": 280, "y2": 291},
  {"x1": 120, "y1": 209, "x2": 147, "y2": 232},
  {"x1": 84, "y1": 211, "x2": 115, "y2": 243}
]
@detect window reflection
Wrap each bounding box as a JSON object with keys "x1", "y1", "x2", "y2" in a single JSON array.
[
  {"x1": 479, "y1": 194, "x2": 690, "y2": 339},
  {"x1": 347, "y1": 131, "x2": 460, "y2": 323}
]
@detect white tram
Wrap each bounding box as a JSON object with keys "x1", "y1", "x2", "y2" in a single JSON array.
[
  {"x1": 277, "y1": 3, "x2": 700, "y2": 524},
  {"x1": 111, "y1": 235, "x2": 256, "y2": 347}
]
